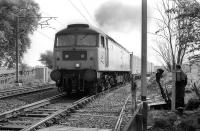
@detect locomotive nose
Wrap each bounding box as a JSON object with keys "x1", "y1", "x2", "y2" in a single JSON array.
[{"x1": 50, "y1": 70, "x2": 61, "y2": 81}]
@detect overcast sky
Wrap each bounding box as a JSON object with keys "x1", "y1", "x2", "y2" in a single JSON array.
[{"x1": 23, "y1": 0, "x2": 162, "y2": 66}]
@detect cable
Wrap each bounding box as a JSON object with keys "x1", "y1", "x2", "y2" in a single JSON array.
[
  {"x1": 41, "y1": 11, "x2": 66, "y2": 27},
  {"x1": 79, "y1": 0, "x2": 94, "y2": 23},
  {"x1": 68, "y1": 0, "x2": 91, "y2": 25},
  {"x1": 67, "y1": 0, "x2": 106, "y2": 35},
  {"x1": 36, "y1": 30, "x2": 54, "y2": 41}
]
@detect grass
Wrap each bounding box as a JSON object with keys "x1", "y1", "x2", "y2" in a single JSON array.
[{"x1": 146, "y1": 75, "x2": 200, "y2": 131}]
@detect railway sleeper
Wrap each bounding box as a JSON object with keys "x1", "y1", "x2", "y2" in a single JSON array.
[
  {"x1": 36, "y1": 108, "x2": 58, "y2": 112},
  {"x1": 32, "y1": 110, "x2": 57, "y2": 114},
  {"x1": 0, "y1": 124, "x2": 27, "y2": 130},
  {"x1": 0, "y1": 120, "x2": 33, "y2": 128},
  {"x1": 7, "y1": 120, "x2": 34, "y2": 124},
  {"x1": 19, "y1": 113, "x2": 49, "y2": 117}
]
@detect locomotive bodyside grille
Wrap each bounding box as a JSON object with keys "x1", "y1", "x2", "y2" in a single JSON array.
[{"x1": 62, "y1": 51, "x2": 87, "y2": 60}]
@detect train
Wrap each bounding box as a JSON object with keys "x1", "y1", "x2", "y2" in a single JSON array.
[{"x1": 50, "y1": 24, "x2": 154, "y2": 95}]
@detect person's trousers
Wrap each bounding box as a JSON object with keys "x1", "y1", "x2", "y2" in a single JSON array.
[{"x1": 175, "y1": 83, "x2": 185, "y2": 108}]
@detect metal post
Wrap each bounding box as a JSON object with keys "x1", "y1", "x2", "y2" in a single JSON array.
[
  {"x1": 15, "y1": 16, "x2": 19, "y2": 84},
  {"x1": 141, "y1": 0, "x2": 147, "y2": 130}
]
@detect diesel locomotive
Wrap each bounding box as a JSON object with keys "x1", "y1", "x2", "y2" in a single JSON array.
[{"x1": 50, "y1": 24, "x2": 154, "y2": 95}]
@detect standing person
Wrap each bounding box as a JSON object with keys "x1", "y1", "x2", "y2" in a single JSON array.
[
  {"x1": 156, "y1": 69, "x2": 169, "y2": 102},
  {"x1": 175, "y1": 64, "x2": 187, "y2": 108},
  {"x1": 156, "y1": 69, "x2": 164, "y2": 87}
]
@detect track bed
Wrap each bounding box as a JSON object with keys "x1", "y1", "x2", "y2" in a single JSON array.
[{"x1": 36, "y1": 84, "x2": 132, "y2": 131}]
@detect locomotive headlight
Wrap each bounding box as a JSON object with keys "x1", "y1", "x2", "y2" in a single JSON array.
[
  {"x1": 80, "y1": 54, "x2": 85, "y2": 59},
  {"x1": 65, "y1": 54, "x2": 69, "y2": 59},
  {"x1": 75, "y1": 63, "x2": 81, "y2": 68}
]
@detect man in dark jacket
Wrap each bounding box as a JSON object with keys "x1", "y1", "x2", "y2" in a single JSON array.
[
  {"x1": 156, "y1": 68, "x2": 170, "y2": 103},
  {"x1": 175, "y1": 65, "x2": 187, "y2": 108},
  {"x1": 156, "y1": 69, "x2": 164, "y2": 84}
]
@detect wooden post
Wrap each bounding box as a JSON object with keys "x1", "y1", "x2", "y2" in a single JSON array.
[
  {"x1": 130, "y1": 53, "x2": 137, "y2": 113},
  {"x1": 15, "y1": 16, "x2": 19, "y2": 84},
  {"x1": 142, "y1": 101, "x2": 148, "y2": 130},
  {"x1": 172, "y1": 70, "x2": 176, "y2": 110},
  {"x1": 136, "y1": 114, "x2": 143, "y2": 131},
  {"x1": 141, "y1": 0, "x2": 148, "y2": 130},
  {"x1": 131, "y1": 75, "x2": 137, "y2": 113}
]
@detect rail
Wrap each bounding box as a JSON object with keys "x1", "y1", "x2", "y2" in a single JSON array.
[
  {"x1": 22, "y1": 96, "x2": 95, "y2": 131},
  {"x1": 122, "y1": 78, "x2": 148, "y2": 131},
  {"x1": 0, "y1": 83, "x2": 132, "y2": 131},
  {"x1": 0, "y1": 83, "x2": 55, "y2": 99},
  {"x1": 0, "y1": 93, "x2": 66, "y2": 121},
  {"x1": 122, "y1": 102, "x2": 147, "y2": 131},
  {"x1": 114, "y1": 95, "x2": 131, "y2": 131},
  {"x1": 22, "y1": 85, "x2": 122, "y2": 131}
]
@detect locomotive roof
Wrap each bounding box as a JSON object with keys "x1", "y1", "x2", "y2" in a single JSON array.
[
  {"x1": 56, "y1": 24, "x2": 103, "y2": 35},
  {"x1": 56, "y1": 24, "x2": 130, "y2": 53}
]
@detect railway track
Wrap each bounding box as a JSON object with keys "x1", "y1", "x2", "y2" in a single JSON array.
[
  {"x1": 0, "y1": 84, "x2": 55, "y2": 99},
  {"x1": 0, "y1": 84, "x2": 130, "y2": 131},
  {"x1": 114, "y1": 95, "x2": 131, "y2": 131},
  {"x1": 49, "y1": 84, "x2": 131, "y2": 131},
  {"x1": 0, "y1": 93, "x2": 69, "y2": 130}
]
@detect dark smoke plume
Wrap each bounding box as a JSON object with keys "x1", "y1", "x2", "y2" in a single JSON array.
[{"x1": 95, "y1": 1, "x2": 141, "y2": 32}]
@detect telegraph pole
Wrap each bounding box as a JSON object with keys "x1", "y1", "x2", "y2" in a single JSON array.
[
  {"x1": 141, "y1": 0, "x2": 147, "y2": 130},
  {"x1": 141, "y1": 0, "x2": 147, "y2": 102},
  {"x1": 15, "y1": 16, "x2": 19, "y2": 84},
  {"x1": 14, "y1": 16, "x2": 57, "y2": 85}
]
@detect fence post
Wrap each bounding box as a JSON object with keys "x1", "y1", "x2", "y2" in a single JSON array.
[
  {"x1": 142, "y1": 102, "x2": 148, "y2": 131},
  {"x1": 136, "y1": 114, "x2": 143, "y2": 131},
  {"x1": 131, "y1": 75, "x2": 137, "y2": 113}
]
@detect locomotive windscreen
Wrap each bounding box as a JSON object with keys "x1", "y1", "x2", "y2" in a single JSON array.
[
  {"x1": 57, "y1": 35, "x2": 75, "y2": 46},
  {"x1": 56, "y1": 34, "x2": 97, "y2": 47},
  {"x1": 77, "y1": 35, "x2": 96, "y2": 46}
]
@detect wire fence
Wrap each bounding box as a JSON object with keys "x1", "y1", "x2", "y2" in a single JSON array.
[{"x1": 0, "y1": 71, "x2": 35, "y2": 85}]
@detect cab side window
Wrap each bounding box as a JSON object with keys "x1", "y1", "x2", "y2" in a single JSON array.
[{"x1": 101, "y1": 36, "x2": 105, "y2": 48}]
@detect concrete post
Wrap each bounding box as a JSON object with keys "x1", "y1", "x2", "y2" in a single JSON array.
[{"x1": 141, "y1": 0, "x2": 148, "y2": 130}]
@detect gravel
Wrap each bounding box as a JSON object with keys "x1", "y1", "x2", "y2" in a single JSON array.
[
  {"x1": 56, "y1": 84, "x2": 131, "y2": 129},
  {"x1": 0, "y1": 99, "x2": 27, "y2": 113},
  {"x1": 16, "y1": 88, "x2": 59, "y2": 103},
  {"x1": 119, "y1": 100, "x2": 133, "y2": 130},
  {"x1": 59, "y1": 115, "x2": 117, "y2": 129}
]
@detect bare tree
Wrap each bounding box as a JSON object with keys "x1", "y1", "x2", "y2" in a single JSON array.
[
  {"x1": 153, "y1": 41, "x2": 172, "y2": 71},
  {"x1": 154, "y1": 0, "x2": 200, "y2": 71},
  {"x1": 154, "y1": 0, "x2": 177, "y2": 71}
]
